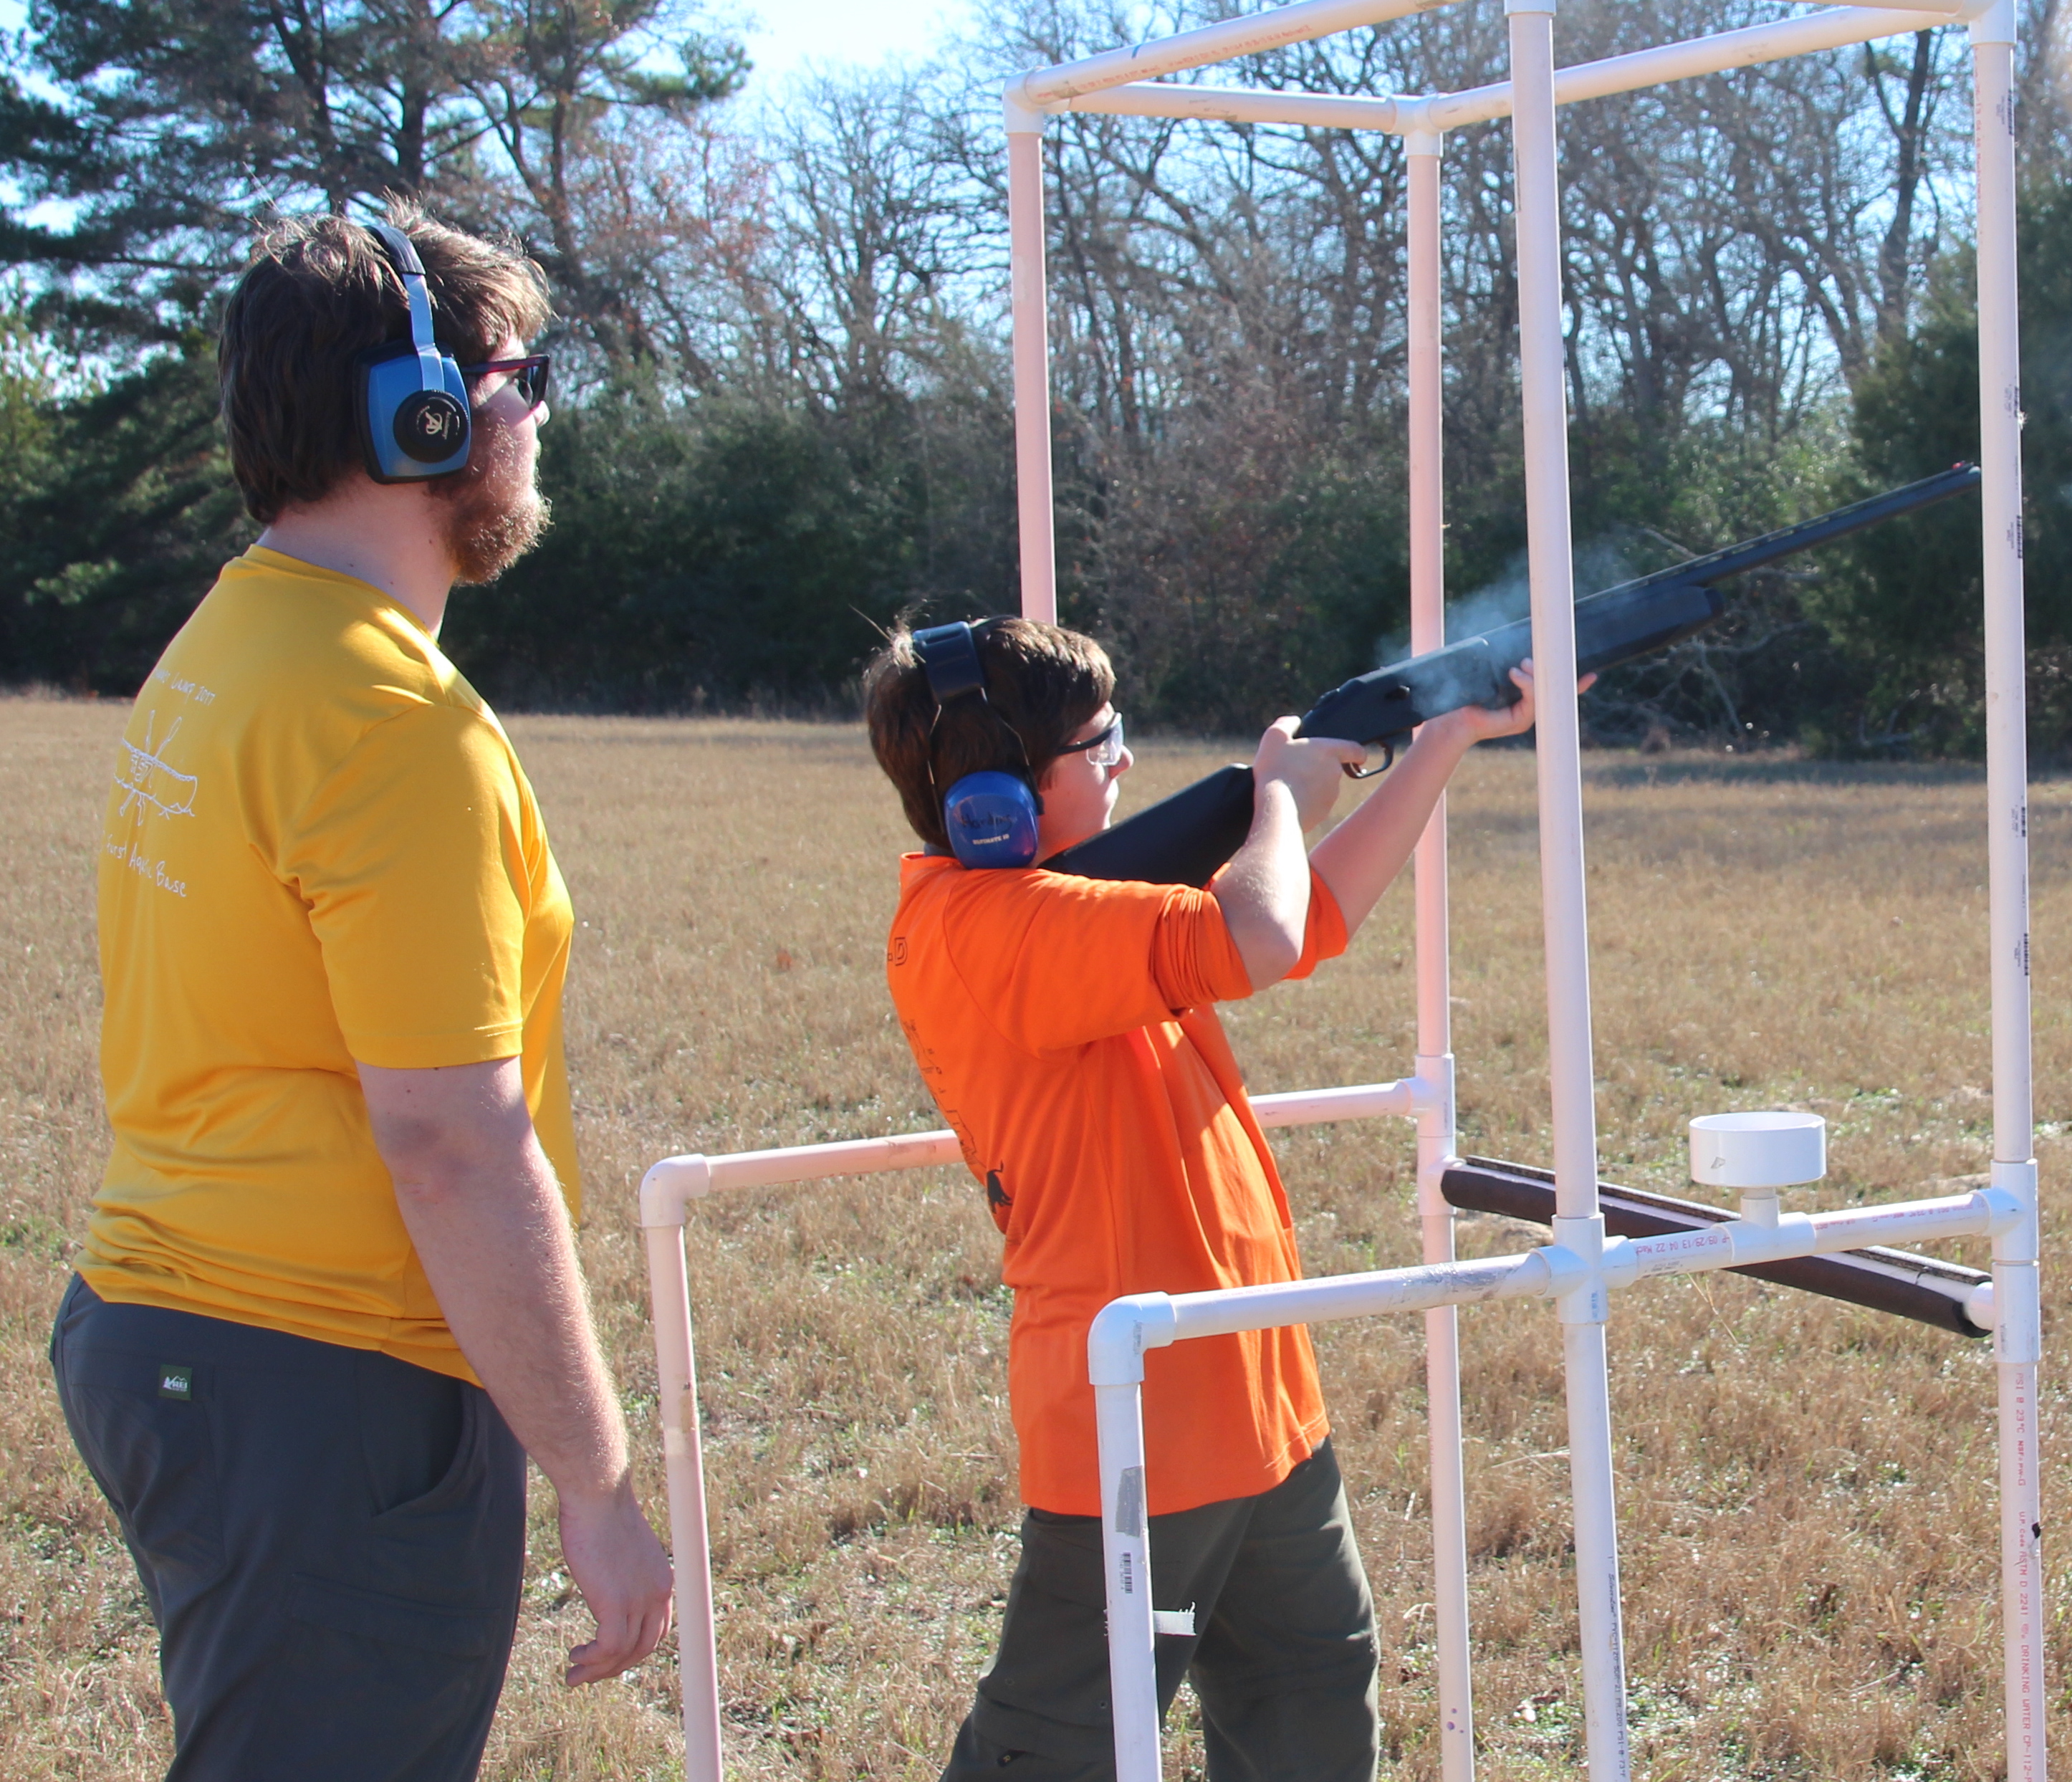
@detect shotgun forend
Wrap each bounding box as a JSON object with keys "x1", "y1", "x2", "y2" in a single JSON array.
[{"x1": 1047, "y1": 463, "x2": 1981, "y2": 887}]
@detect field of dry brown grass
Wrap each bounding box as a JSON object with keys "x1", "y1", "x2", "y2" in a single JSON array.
[{"x1": 1, "y1": 694, "x2": 2067, "y2": 1780}]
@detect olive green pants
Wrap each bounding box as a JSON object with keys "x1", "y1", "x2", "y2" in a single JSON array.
[{"x1": 942, "y1": 1439, "x2": 1378, "y2": 1781}]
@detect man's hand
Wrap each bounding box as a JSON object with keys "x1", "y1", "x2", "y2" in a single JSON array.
[
  {"x1": 1252, "y1": 717, "x2": 1366, "y2": 830},
  {"x1": 358, "y1": 1056, "x2": 676, "y2": 1688},
  {"x1": 560, "y1": 1480, "x2": 676, "y2": 1685}
]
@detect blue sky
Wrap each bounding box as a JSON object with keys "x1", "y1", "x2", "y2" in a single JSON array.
[
  {"x1": 0, "y1": 1, "x2": 977, "y2": 96},
  {"x1": 0, "y1": 0, "x2": 976, "y2": 239},
  {"x1": 735, "y1": 0, "x2": 974, "y2": 90}
]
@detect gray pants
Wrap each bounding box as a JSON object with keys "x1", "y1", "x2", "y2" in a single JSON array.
[
  {"x1": 50, "y1": 1275, "x2": 527, "y2": 1782},
  {"x1": 944, "y1": 1439, "x2": 1379, "y2": 1781}
]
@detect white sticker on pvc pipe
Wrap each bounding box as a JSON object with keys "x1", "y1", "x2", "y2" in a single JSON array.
[{"x1": 1115, "y1": 1465, "x2": 1146, "y2": 1538}]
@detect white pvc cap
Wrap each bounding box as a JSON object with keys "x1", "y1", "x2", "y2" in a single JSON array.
[{"x1": 1689, "y1": 1111, "x2": 1826, "y2": 1190}]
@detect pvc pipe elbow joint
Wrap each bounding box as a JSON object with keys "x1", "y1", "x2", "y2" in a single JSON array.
[
  {"x1": 1978, "y1": 1186, "x2": 2026, "y2": 1242},
  {"x1": 638, "y1": 1154, "x2": 713, "y2": 1228},
  {"x1": 1003, "y1": 80, "x2": 1048, "y2": 132},
  {"x1": 1545, "y1": 1215, "x2": 1610, "y2": 1322},
  {"x1": 1415, "y1": 1156, "x2": 1462, "y2": 1221},
  {"x1": 1409, "y1": 1055, "x2": 1454, "y2": 1120},
  {"x1": 1533, "y1": 1241, "x2": 1603, "y2": 1321},
  {"x1": 1990, "y1": 1160, "x2": 2039, "y2": 1261},
  {"x1": 1088, "y1": 1293, "x2": 1179, "y2": 1386},
  {"x1": 1391, "y1": 95, "x2": 1442, "y2": 151}
]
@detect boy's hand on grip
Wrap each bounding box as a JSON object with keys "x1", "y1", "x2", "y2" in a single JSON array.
[{"x1": 1254, "y1": 717, "x2": 1366, "y2": 830}]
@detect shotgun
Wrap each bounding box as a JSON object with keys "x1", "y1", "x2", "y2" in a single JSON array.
[{"x1": 1047, "y1": 464, "x2": 1982, "y2": 887}]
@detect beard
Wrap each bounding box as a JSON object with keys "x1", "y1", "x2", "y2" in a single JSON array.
[{"x1": 433, "y1": 410, "x2": 551, "y2": 585}]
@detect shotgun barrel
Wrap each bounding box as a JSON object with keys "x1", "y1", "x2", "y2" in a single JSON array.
[{"x1": 1049, "y1": 464, "x2": 1981, "y2": 886}]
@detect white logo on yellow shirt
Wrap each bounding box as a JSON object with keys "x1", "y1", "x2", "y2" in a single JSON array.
[
  {"x1": 106, "y1": 707, "x2": 198, "y2": 899},
  {"x1": 116, "y1": 711, "x2": 198, "y2": 823}
]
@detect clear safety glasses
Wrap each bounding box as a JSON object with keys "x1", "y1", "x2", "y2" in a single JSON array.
[{"x1": 1075, "y1": 713, "x2": 1126, "y2": 769}]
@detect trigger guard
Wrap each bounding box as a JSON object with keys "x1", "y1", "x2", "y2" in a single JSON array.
[{"x1": 1343, "y1": 741, "x2": 1396, "y2": 780}]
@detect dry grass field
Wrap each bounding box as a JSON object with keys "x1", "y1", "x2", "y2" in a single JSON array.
[{"x1": 1, "y1": 691, "x2": 2068, "y2": 1780}]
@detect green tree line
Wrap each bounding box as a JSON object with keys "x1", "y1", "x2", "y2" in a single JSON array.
[{"x1": 3, "y1": 0, "x2": 2070, "y2": 750}]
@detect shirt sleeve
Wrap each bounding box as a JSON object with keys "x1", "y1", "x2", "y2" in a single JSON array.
[
  {"x1": 950, "y1": 868, "x2": 1348, "y2": 1055},
  {"x1": 283, "y1": 701, "x2": 532, "y2": 1069},
  {"x1": 1281, "y1": 871, "x2": 1349, "y2": 982}
]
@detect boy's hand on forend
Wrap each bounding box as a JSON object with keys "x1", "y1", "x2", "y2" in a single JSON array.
[
  {"x1": 1254, "y1": 717, "x2": 1366, "y2": 830},
  {"x1": 1426, "y1": 658, "x2": 1597, "y2": 749}
]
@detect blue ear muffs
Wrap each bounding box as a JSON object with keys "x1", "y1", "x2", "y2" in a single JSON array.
[
  {"x1": 913, "y1": 622, "x2": 1043, "y2": 870},
  {"x1": 355, "y1": 223, "x2": 472, "y2": 484},
  {"x1": 942, "y1": 770, "x2": 1042, "y2": 868}
]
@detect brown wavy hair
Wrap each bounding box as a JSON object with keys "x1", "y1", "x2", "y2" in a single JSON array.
[
  {"x1": 863, "y1": 618, "x2": 1115, "y2": 849},
  {"x1": 219, "y1": 198, "x2": 552, "y2": 522}
]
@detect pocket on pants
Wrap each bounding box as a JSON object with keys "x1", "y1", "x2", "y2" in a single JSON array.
[
  {"x1": 289, "y1": 1574, "x2": 506, "y2": 1658},
  {"x1": 350, "y1": 1366, "x2": 525, "y2": 1636},
  {"x1": 249, "y1": 1574, "x2": 510, "y2": 1780},
  {"x1": 59, "y1": 1357, "x2": 226, "y2": 1620},
  {"x1": 370, "y1": 1379, "x2": 483, "y2": 1528}
]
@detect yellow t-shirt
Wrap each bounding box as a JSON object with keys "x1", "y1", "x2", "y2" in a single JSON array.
[{"x1": 84, "y1": 545, "x2": 579, "y2": 1382}]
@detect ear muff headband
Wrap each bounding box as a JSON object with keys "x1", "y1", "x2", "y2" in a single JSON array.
[
  {"x1": 368, "y1": 224, "x2": 448, "y2": 403},
  {"x1": 913, "y1": 621, "x2": 989, "y2": 704},
  {"x1": 913, "y1": 621, "x2": 1043, "y2": 870},
  {"x1": 356, "y1": 223, "x2": 473, "y2": 483}
]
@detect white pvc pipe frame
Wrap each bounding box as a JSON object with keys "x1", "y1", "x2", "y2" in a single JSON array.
[
  {"x1": 637, "y1": 1079, "x2": 1424, "y2": 1781},
  {"x1": 1005, "y1": 1, "x2": 2040, "y2": 1778},
  {"x1": 638, "y1": 0, "x2": 2043, "y2": 1774}
]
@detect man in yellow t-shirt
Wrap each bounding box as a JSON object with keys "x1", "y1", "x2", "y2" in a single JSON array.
[{"x1": 50, "y1": 203, "x2": 671, "y2": 1781}]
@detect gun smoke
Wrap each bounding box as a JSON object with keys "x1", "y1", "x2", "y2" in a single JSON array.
[{"x1": 1373, "y1": 536, "x2": 1641, "y2": 669}]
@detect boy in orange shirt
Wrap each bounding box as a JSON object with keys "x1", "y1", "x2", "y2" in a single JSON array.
[{"x1": 865, "y1": 617, "x2": 1543, "y2": 1780}]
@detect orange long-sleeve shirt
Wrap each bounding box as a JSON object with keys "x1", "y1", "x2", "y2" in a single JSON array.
[{"x1": 887, "y1": 854, "x2": 1346, "y2": 1516}]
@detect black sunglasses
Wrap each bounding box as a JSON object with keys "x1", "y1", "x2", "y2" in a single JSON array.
[{"x1": 459, "y1": 353, "x2": 551, "y2": 412}]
